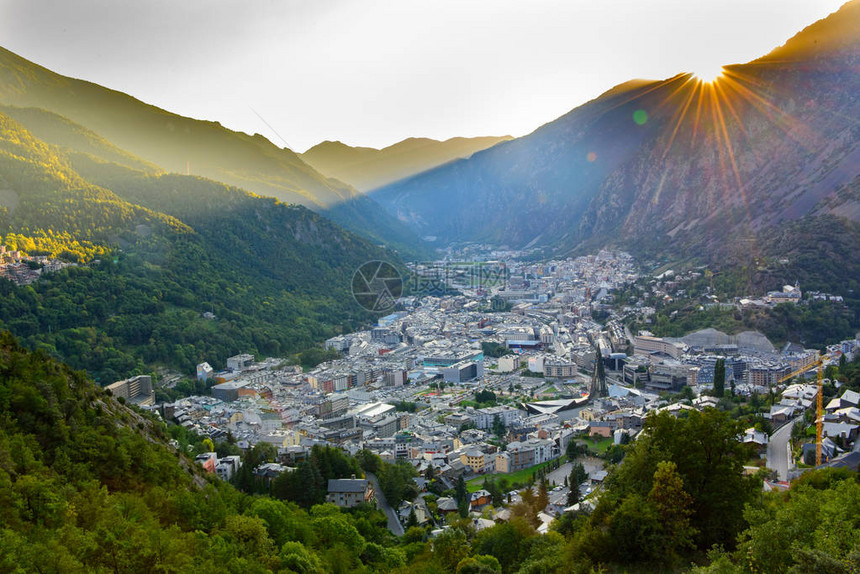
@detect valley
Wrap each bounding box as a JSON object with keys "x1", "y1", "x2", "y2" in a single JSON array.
[{"x1": 0, "y1": 1, "x2": 858, "y2": 573}]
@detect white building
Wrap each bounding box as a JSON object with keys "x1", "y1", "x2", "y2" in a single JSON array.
[
  {"x1": 527, "y1": 356, "x2": 545, "y2": 374},
  {"x1": 215, "y1": 455, "x2": 242, "y2": 481},
  {"x1": 498, "y1": 355, "x2": 520, "y2": 372},
  {"x1": 197, "y1": 362, "x2": 214, "y2": 381},
  {"x1": 442, "y1": 360, "x2": 484, "y2": 383},
  {"x1": 227, "y1": 354, "x2": 255, "y2": 372},
  {"x1": 469, "y1": 406, "x2": 522, "y2": 430}
]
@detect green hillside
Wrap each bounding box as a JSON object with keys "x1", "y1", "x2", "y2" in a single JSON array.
[
  {"x1": 2, "y1": 330, "x2": 857, "y2": 572},
  {"x1": 0, "y1": 331, "x2": 409, "y2": 573},
  {"x1": 0, "y1": 104, "x2": 159, "y2": 173},
  {"x1": 0, "y1": 111, "x2": 396, "y2": 381},
  {"x1": 0, "y1": 47, "x2": 427, "y2": 257}
]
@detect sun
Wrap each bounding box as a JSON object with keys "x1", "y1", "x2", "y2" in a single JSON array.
[{"x1": 693, "y1": 63, "x2": 725, "y2": 84}]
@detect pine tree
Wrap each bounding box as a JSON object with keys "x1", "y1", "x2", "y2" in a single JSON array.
[
  {"x1": 458, "y1": 498, "x2": 469, "y2": 518},
  {"x1": 537, "y1": 480, "x2": 550, "y2": 510},
  {"x1": 591, "y1": 347, "x2": 607, "y2": 397},
  {"x1": 455, "y1": 475, "x2": 467, "y2": 506},
  {"x1": 566, "y1": 439, "x2": 580, "y2": 461},
  {"x1": 648, "y1": 461, "x2": 696, "y2": 559},
  {"x1": 566, "y1": 483, "x2": 581, "y2": 507},
  {"x1": 569, "y1": 462, "x2": 587, "y2": 490},
  {"x1": 596, "y1": 349, "x2": 606, "y2": 385},
  {"x1": 713, "y1": 359, "x2": 726, "y2": 398}
]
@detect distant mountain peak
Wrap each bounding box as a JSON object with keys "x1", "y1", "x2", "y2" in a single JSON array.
[
  {"x1": 760, "y1": 0, "x2": 860, "y2": 62},
  {"x1": 301, "y1": 134, "x2": 512, "y2": 192},
  {"x1": 368, "y1": 3, "x2": 860, "y2": 266},
  {"x1": 0, "y1": 45, "x2": 426, "y2": 254}
]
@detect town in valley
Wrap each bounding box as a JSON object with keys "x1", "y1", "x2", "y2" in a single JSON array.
[{"x1": 107, "y1": 248, "x2": 860, "y2": 534}]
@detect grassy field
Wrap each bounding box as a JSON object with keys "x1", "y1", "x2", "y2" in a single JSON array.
[
  {"x1": 465, "y1": 457, "x2": 565, "y2": 492},
  {"x1": 580, "y1": 437, "x2": 615, "y2": 454}
]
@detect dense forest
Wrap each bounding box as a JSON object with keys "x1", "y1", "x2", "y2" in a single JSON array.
[
  {"x1": 0, "y1": 111, "x2": 400, "y2": 382},
  {"x1": 0, "y1": 331, "x2": 406, "y2": 573},
  {"x1": 1, "y1": 332, "x2": 858, "y2": 573}
]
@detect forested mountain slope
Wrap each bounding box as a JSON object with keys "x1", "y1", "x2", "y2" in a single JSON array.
[
  {"x1": 0, "y1": 111, "x2": 395, "y2": 381},
  {"x1": 0, "y1": 48, "x2": 427, "y2": 257}
]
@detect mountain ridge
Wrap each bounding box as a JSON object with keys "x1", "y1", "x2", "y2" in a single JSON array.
[
  {"x1": 0, "y1": 46, "x2": 344, "y2": 207},
  {"x1": 0, "y1": 46, "x2": 428, "y2": 257},
  {"x1": 301, "y1": 134, "x2": 512, "y2": 192},
  {"x1": 760, "y1": 0, "x2": 860, "y2": 62},
  {"x1": 368, "y1": 1, "x2": 860, "y2": 277},
  {"x1": 0, "y1": 109, "x2": 399, "y2": 380}
]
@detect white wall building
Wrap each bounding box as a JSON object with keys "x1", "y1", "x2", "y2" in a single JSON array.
[
  {"x1": 227, "y1": 354, "x2": 255, "y2": 372},
  {"x1": 469, "y1": 406, "x2": 523, "y2": 430}
]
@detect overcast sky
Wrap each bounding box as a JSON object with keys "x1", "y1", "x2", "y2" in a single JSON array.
[{"x1": 0, "y1": 0, "x2": 847, "y2": 151}]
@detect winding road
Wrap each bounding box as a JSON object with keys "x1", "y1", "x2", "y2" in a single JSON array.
[
  {"x1": 366, "y1": 472, "x2": 405, "y2": 536},
  {"x1": 767, "y1": 416, "x2": 801, "y2": 481}
]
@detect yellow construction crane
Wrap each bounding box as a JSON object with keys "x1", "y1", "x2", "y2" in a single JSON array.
[
  {"x1": 816, "y1": 364, "x2": 824, "y2": 466},
  {"x1": 776, "y1": 355, "x2": 827, "y2": 466},
  {"x1": 776, "y1": 357, "x2": 824, "y2": 386}
]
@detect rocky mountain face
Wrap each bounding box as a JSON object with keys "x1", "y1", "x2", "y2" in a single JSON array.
[
  {"x1": 370, "y1": 1, "x2": 860, "y2": 264},
  {"x1": 301, "y1": 135, "x2": 511, "y2": 192}
]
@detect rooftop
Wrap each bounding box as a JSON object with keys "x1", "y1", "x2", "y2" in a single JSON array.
[{"x1": 327, "y1": 478, "x2": 368, "y2": 493}]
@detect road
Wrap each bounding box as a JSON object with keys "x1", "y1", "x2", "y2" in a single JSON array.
[
  {"x1": 767, "y1": 416, "x2": 801, "y2": 481},
  {"x1": 546, "y1": 456, "x2": 603, "y2": 487},
  {"x1": 624, "y1": 324, "x2": 635, "y2": 348},
  {"x1": 366, "y1": 472, "x2": 405, "y2": 536},
  {"x1": 546, "y1": 461, "x2": 573, "y2": 487}
]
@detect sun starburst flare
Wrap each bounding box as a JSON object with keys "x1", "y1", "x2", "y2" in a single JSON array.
[{"x1": 694, "y1": 64, "x2": 725, "y2": 84}]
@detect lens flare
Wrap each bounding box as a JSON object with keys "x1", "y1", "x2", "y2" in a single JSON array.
[
  {"x1": 694, "y1": 64, "x2": 724, "y2": 84},
  {"x1": 633, "y1": 109, "x2": 649, "y2": 125}
]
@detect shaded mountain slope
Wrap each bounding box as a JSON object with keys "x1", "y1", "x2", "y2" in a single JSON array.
[
  {"x1": 0, "y1": 47, "x2": 426, "y2": 256},
  {"x1": 0, "y1": 47, "x2": 348, "y2": 208},
  {"x1": 370, "y1": 1, "x2": 860, "y2": 269},
  {"x1": 0, "y1": 111, "x2": 396, "y2": 380},
  {"x1": 370, "y1": 78, "x2": 676, "y2": 248}
]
